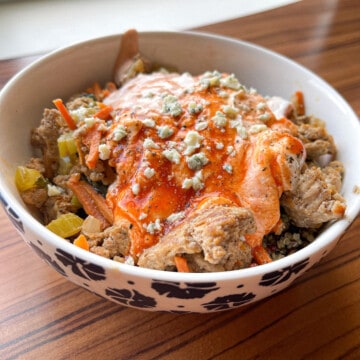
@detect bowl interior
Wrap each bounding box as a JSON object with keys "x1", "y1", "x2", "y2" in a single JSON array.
[{"x1": 0, "y1": 31, "x2": 359, "y2": 280}]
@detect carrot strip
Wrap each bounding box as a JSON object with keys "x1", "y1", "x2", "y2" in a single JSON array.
[
  {"x1": 82, "y1": 125, "x2": 102, "y2": 169},
  {"x1": 53, "y1": 98, "x2": 77, "y2": 130},
  {"x1": 67, "y1": 173, "x2": 113, "y2": 230},
  {"x1": 86, "y1": 82, "x2": 116, "y2": 101},
  {"x1": 106, "y1": 81, "x2": 117, "y2": 93},
  {"x1": 75, "y1": 138, "x2": 86, "y2": 166},
  {"x1": 87, "y1": 82, "x2": 103, "y2": 100},
  {"x1": 94, "y1": 105, "x2": 113, "y2": 120},
  {"x1": 293, "y1": 91, "x2": 305, "y2": 116},
  {"x1": 101, "y1": 89, "x2": 110, "y2": 98},
  {"x1": 253, "y1": 246, "x2": 272, "y2": 265},
  {"x1": 73, "y1": 234, "x2": 90, "y2": 251},
  {"x1": 97, "y1": 102, "x2": 107, "y2": 109},
  {"x1": 174, "y1": 255, "x2": 190, "y2": 272}
]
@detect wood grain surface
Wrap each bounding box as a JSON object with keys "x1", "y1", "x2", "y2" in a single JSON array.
[{"x1": 0, "y1": 0, "x2": 359, "y2": 359}]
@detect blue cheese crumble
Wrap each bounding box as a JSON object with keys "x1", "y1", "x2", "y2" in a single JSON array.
[
  {"x1": 194, "y1": 119, "x2": 208, "y2": 131},
  {"x1": 162, "y1": 148, "x2": 181, "y2": 164},
  {"x1": 182, "y1": 170, "x2": 204, "y2": 191},
  {"x1": 220, "y1": 74, "x2": 241, "y2": 90},
  {"x1": 186, "y1": 152, "x2": 209, "y2": 171},
  {"x1": 98, "y1": 143, "x2": 111, "y2": 160},
  {"x1": 188, "y1": 101, "x2": 203, "y2": 115},
  {"x1": 183, "y1": 130, "x2": 203, "y2": 155},
  {"x1": 142, "y1": 118, "x2": 156, "y2": 128},
  {"x1": 222, "y1": 105, "x2": 239, "y2": 118},
  {"x1": 166, "y1": 211, "x2": 186, "y2": 223},
  {"x1": 131, "y1": 183, "x2": 140, "y2": 196},
  {"x1": 211, "y1": 111, "x2": 227, "y2": 128},
  {"x1": 249, "y1": 124, "x2": 268, "y2": 134},
  {"x1": 143, "y1": 137, "x2": 160, "y2": 149},
  {"x1": 157, "y1": 125, "x2": 174, "y2": 139},
  {"x1": 113, "y1": 124, "x2": 127, "y2": 141},
  {"x1": 258, "y1": 112, "x2": 271, "y2": 122},
  {"x1": 223, "y1": 163, "x2": 233, "y2": 174},
  {"x1": 144, "y1": 167, "x2": 156, "y2": 178},
  {"x1": 144, "y1": 219, "x2": 162, "y2": 234},
  {"x1": 162, "y1": 94, "x2": 182, "y2": 117}
]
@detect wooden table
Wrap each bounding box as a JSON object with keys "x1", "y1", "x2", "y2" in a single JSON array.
[{"x1": 1, "y1": 0, "x2": 359, "y2": 358}]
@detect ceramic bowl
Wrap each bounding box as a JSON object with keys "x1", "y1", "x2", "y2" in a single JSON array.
[{"x1": 1, "y1": 31, "x2": 359, "y2": 313}]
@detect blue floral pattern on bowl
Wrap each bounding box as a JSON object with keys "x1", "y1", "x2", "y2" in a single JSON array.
[
  {"x1": 21, "y1": 236, "x2": 311, "y2": 312},
  {"x1": 0, "y1": 191, "x2": 24, "y2": 234}
]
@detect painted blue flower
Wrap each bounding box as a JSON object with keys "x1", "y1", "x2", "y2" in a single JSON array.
[
  {"x1": 152, "y1": 280, "x2": 219, "y2": 299},
  {"x1": 202, "y1": 292, "x2": 256, "y2": 311},
  {"x1": 55, "y1": 248, "x2": 106, "y2": 281},
  {"x1": 106, "y1": 288, "x2": 157, "y2": 309},
  {"x1": 29, "y1": 241, "x2": 67, "y2": 277},
  {"x1": 0, "y1": 192, "x2": 24, "y2": 233},
  {"x1": 259, "y1": 258, "x2": 309, "y2": 286}
]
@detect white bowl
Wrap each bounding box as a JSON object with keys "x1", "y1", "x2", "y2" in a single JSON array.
[{"x1": 1, "y1": 31, "x2": 359, "y2": 313}]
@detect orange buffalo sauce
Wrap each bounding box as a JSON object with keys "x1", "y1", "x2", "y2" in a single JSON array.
[{"x1": 102, "y1": 71, "x2": 305, "y2": 261}]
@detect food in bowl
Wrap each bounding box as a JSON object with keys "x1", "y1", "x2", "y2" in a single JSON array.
[{"x1": 15, "y1": 30, "x2": 346, "y2": 273}]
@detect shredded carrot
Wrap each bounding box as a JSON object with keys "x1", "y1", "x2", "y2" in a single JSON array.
[
  {"x1": 100, "y1": 82, "x2": 117, "y2": 98},
  {"x1": 82, "y1": 124, "x2": 102, "y2": 169},
  {"x1": 97, "y1": 102, "x2": 107, "y2": 109},
  {"x1": 106, "y1": 81, "x2": 117, "y2": 93},
  {"x1": 86, "y1": 82, "x2": 116, "y2": 102},
  {"x1": 253, "y1": 246, "x2": 272, "y2": 265},
  {"x1": 86, "y1": 82, "x2": 113, "y2": 101},
  {"x1": 94, "y1": 105, "x2": 113, "y2": 120},
  {"x1": 75, "y1": 138, "x2": 86, "y2": 166},
  {"x1": 102, "y1": 89, "x2": 110, "y2": 98},
  {"x1": 88, "y1": 82, "x2": 103, "y2": 100},
  {"x1": 53, "y1": 98, "x2": 77, "y2": 130},
  {"x1": 73, "y1": 234, "x2": 90, "y2": 251},
  {"x1": 174, "y1": 255, "x2": 190, "y2": 272},
  {"x1": 293, "y1": 91, "x2": 305, "y2": 116},
  {"x1": 67, "y1": 173, "x2": 113, "y2": 230}
]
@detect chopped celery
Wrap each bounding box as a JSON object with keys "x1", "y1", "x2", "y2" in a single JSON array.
[
  {"x1": 15, "y1": 166, "x2": 44, "y2": 192},
  {"x1": 58, "y1": 157, "x2": 73, "y2": 175},
  {"x1": 46, "y1": 213, "x2": 84, "y2": 238},
  {"x1": 70, "y1": 195, "x2": 82, "y2": 210},
  {"x1": 57, "y1": 132, "x2": 77, "y2": 158}
]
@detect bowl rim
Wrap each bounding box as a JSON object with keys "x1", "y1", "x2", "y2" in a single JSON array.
[{"x1": 1, "y1": 30, "x2": 360, "y2": 282}]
